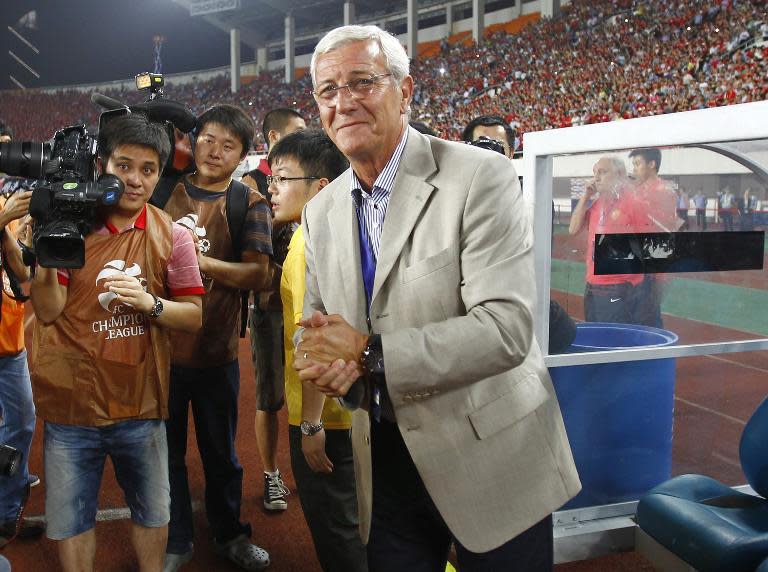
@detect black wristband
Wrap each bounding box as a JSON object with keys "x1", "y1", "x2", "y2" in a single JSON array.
[{"x1": 17, "y1": 239, "x2": 36, "y2": 267}]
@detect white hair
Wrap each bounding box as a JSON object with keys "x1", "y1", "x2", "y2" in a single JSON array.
[
  {"x1": 310, "y1": 25, "x2": 410, "y2": 88},
  {"x1": 604, "y1": 156, "x2": 627, "y2": 177}
]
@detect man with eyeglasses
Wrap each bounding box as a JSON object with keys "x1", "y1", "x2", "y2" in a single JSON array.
[
  {"x1": 266, "y1": 129, "x2": 366, "y2": 572},
  {"x1": 293, "y1": 25, "x2": 580, "y2": 572},
  {"x1": 241, "y1": 108, "x2": 305, "y2": 514}
]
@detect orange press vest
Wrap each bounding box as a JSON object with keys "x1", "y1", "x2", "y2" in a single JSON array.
[
  {"x1": 31, "y1": 205, "x2": 174, "y2": 426},
  {"x1": 163, "y1": 179, "x2": 241, "y2": 368}
]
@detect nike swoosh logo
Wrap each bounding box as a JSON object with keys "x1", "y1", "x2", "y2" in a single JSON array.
[{"x1": 610, "y1": 298, "x2": 621, "y2": 303}]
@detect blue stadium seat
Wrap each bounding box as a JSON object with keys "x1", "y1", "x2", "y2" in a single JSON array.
[{"x1": 636, "y1": 397, "x2": 768, "y2": 572}]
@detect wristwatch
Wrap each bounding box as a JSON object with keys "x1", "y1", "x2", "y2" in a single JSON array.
[
  {"x1": 148, "y1": 294, "x2": 164, "y2": 318},
  {"x1": 360, "y1": 334, "x2": 385, "y2": 379},
  {"x1": 300, "y1": 420, "x2": 324, "y2": 436}
]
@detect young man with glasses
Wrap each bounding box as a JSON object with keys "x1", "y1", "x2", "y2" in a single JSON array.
[
  {"x1": 269, "y1": 129, "x2": 365, "y2": 572},
  {"x1": 241, "y1": 108, "x2": 306, "y2": 513},
  {"x1": 161, "y1": 105, "x2": 273, "y2": 572}
]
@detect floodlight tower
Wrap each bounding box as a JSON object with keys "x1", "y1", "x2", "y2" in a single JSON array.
[
  {"x1": 153, "y1": 35, "x2": 165, "y2": 74},
  {"x1": 7, "y1": 10, "x2": 40, "y2": 89}
]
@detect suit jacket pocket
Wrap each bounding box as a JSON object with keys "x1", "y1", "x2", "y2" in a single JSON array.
[
  {"x1": 468, "y1": 373, "x2": 550, "y2": 440},
  {"x1": 402, "y1": 247, "x2": 453, "y2": 282}
]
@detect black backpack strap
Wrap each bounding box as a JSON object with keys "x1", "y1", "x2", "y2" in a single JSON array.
[
  {"x1": 243, "y1": 167, "x2": 270, "y2": 197},
  {"x1": 226, "y1": 180, "x2": 251, "y2": 337}
]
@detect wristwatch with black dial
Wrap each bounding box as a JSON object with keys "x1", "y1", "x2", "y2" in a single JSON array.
[
  {"x1": 360, "y1": 334, "x2": 385, "y2": 379},
  {"x1": 148, "y1": 294, "x2": 164, "y2": 318}
]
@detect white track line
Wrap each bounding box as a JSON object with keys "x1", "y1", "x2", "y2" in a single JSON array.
[
  {"x1": 27, "y1": 500, "x2": 202, "y2": 523},
  {"x1": 674, "y1": 397, "x2": 747, "y2": 426}
]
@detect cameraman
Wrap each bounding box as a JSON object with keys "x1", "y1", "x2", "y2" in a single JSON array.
[
  {"x1": 29, "y1": 112, "x2": 204, "y2": 572},
  {"x1": 0, "y1": 119, "x2": 43, "y2": 544},
  {"x1": 461, "y1": 114, "x2": 516, "y2": 159}
]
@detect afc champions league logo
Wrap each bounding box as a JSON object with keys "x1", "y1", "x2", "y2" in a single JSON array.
[
  {"x1": 176, "y1": 213, "x2": 210, "y2": 254},
  {"x1": 95, "y1": 260, "x2": 147, "y2": 312},
  {"x1": 1, "y1": 272, "x2": 14, "y2": 298}
]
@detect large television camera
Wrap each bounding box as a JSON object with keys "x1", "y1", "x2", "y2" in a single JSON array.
[
  {"x1": 0, "y1": 72, "x2": 195, "y2": 268},
  {"x1": 0, "y1": 126, "x2": 123, "y2": 268}
]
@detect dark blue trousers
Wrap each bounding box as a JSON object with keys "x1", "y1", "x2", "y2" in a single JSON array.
[
  {"x1": 165, "y1": 360, "x2": 251, "y2": 554},
  {"x1": 367, "y1": 419, "x2": 553, "y2": 572}
]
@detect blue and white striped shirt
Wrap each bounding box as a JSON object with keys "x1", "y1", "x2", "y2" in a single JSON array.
[{"x1": 350, "y1": 129, "x2": 409, "y2": 260}]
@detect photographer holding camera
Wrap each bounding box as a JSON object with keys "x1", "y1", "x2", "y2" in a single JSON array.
[
  {"x1": 461, "y1": 114, "x2": 516, "y2": 158},
  {"x1": 28, "y1": 112, "x2": 204, "y2": 572},
  {"x1": 0, "y1": 119, "x2": 44, "y2": 548}
]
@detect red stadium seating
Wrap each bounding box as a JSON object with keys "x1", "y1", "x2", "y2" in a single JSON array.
[{"x1": 0, "y1": 0, "x2": 765, "y2": 151}]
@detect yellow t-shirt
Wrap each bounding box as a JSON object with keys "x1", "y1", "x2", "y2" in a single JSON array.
[{"x1": 281, "y1": 226, "x2": 351, "y2": 429}]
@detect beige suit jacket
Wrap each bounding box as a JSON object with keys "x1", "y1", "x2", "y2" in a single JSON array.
[{"x1": 302, "y1": 127, "x2": 580, "y2": 553}]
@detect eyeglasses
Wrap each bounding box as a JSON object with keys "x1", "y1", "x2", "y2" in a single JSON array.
[
  {"x1": 266, "y1": 175, "x2": 321, "y2": 186},
  {"x1": 311, "y1": 74, "x2": 393, "y2": 106}
]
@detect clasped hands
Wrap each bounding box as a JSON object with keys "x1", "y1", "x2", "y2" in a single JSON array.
[
  {"x1": 294, "y1": 310, "x2": 368, "y2": 398},
  {"x1": 102, "y1": 275, "x2": 155, "y2": 314}
]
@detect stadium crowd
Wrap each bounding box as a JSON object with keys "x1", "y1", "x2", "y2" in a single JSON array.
[
  {"x1": 411, "y1": 0, "x2": 767, "y2": 146},
  {"x1": 0, "y1": 0, "x2": 766, "y2": 150},
  {"x1": 1, "y1": 4, "x2": 767, "y2": 571}
]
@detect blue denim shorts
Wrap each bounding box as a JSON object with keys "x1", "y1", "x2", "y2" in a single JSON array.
[{"x1": 44, "y1": 419, "x2": 170, "y2": 540}]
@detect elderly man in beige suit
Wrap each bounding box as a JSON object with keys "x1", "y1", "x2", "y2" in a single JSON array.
[{"x1": 294, "y1": 25, "x2": 580, "y2": 572}]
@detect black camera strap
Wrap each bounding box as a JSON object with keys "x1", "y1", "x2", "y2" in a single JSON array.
[
  {"x1": 0, "y1": 479, "x2": 30, "y2": 549},
  {"x1": 2, "y1": 255, "x2": 29, "y2": 302},
  {"x1": 0, "y1": 233, "x2": 29, "y2": 325}
]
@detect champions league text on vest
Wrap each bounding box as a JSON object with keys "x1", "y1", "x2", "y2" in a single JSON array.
[{"x1": 91, "y1": 304, "x2": 147, "y2": 339}]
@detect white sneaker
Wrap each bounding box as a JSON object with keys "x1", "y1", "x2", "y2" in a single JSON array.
[
  {"x1": 162, "y1": 550, "x2": 193, "y2": 572},
  {"x1": 263, "y1": 472, "x2": 289, "y2": 511}
]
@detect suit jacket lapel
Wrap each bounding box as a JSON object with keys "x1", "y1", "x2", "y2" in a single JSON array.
[
  {"x1": 372, "y1": 129, "x2": 437, "y2": 303},
  {"x1": 327, "y1": 181, "x2": 367, "y2": 330}
]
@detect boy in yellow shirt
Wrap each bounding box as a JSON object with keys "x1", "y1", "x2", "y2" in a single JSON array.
[{"x1": 270, "y1": 130, "x2": 366, "y2": 572}]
